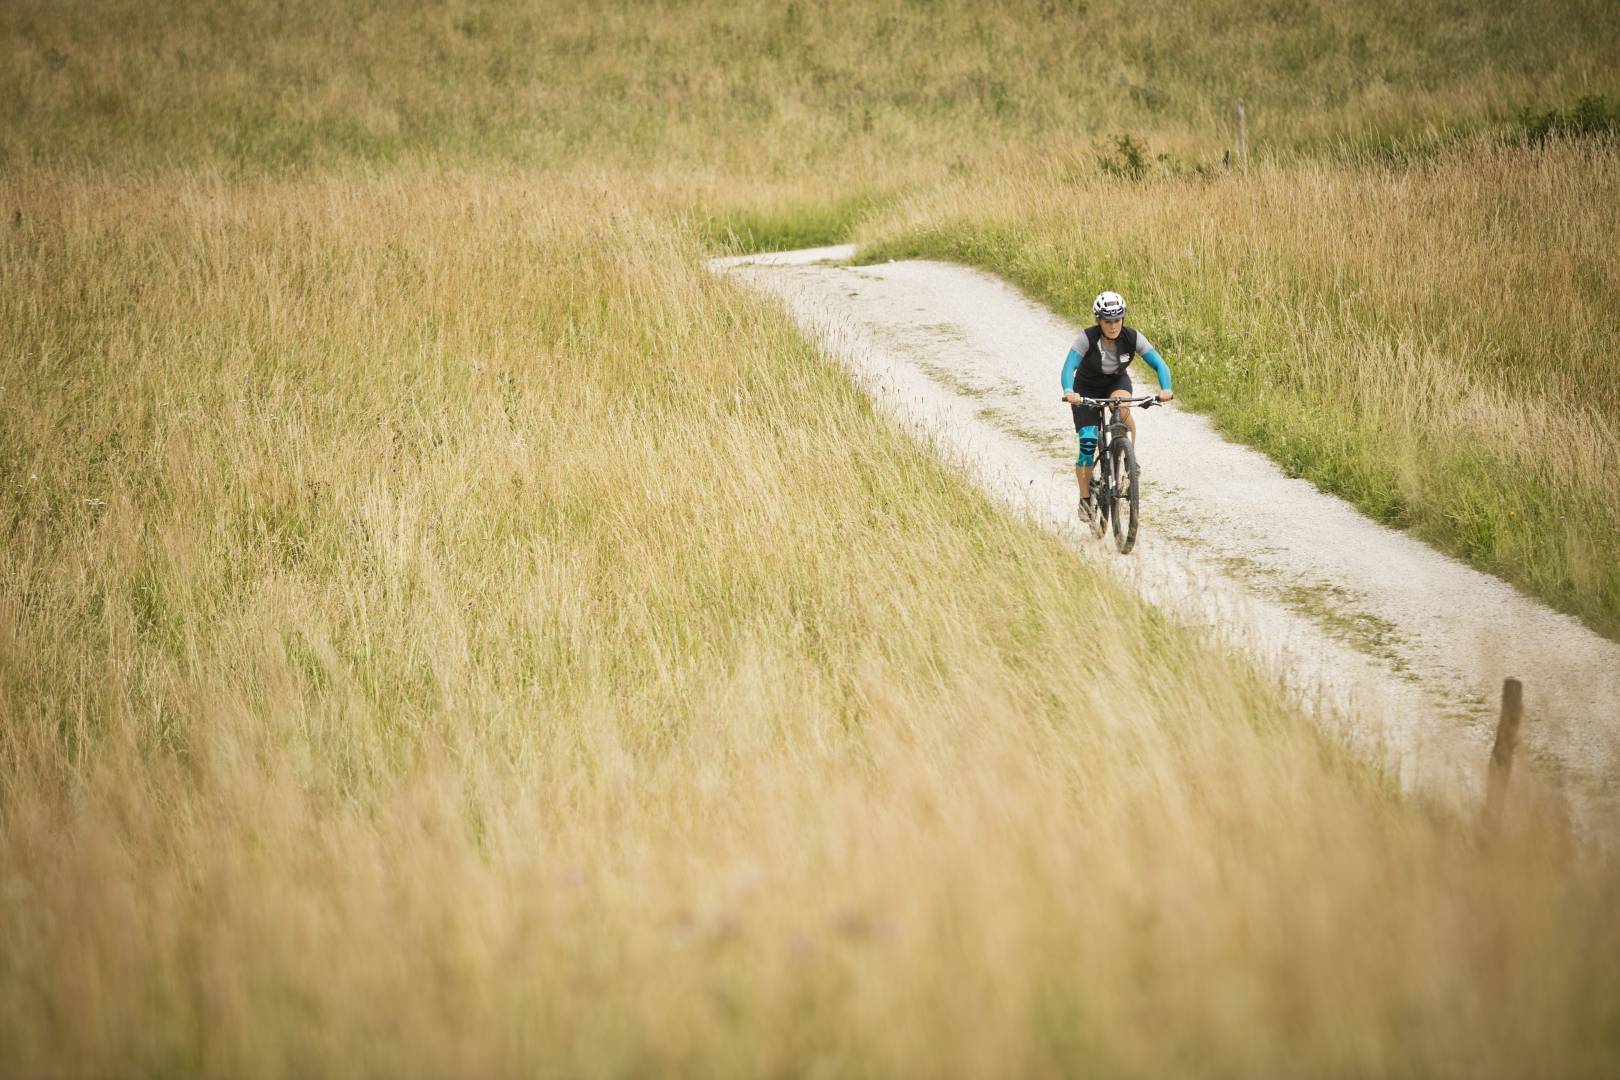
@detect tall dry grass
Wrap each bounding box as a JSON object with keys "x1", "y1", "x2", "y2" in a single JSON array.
[
  {"x1": 858, "y1": 135, "x2": 1620, "y2": 635},
  {"x1": 3, "y1": 171, "x2": 1619, "y2": 1075}
]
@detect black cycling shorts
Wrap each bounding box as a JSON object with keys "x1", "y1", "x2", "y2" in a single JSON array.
[{"x1": 1070, "y1": 370, "x2": 1133, "y2": 431}]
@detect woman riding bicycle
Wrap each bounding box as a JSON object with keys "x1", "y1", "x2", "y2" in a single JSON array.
[{"x1": 1060, "y1": 290, "x2": 1174, "y2": 523}]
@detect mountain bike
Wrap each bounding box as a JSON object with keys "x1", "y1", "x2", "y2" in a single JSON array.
[{"x1": 1065, "y1": 394, "x2": 1162, "y2": 555}]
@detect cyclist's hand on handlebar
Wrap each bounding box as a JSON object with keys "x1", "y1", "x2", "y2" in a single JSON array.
[
  {"x1": 1156, "y1": 390, "x2": 1174, "y2": 403},
  {"x1": 1062, "y1": 392, "x2": 1083, "y2": 405}
]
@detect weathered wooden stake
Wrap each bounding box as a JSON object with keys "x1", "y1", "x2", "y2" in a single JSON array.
[
  {"x1": 1481, "y1": 677, "x2": 1523, "y2": 834},
  {"x1": 1235, "y1": 98, "x2": 1248, "y2": 168}
]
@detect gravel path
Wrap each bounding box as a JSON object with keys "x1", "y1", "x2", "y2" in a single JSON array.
[{"x1": 714, "y1": 245, "x2": 1620, "y2": 839}]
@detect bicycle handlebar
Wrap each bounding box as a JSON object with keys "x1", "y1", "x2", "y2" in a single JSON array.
[{"x1": 1060, "y1": 394, "x2": 1165, "y2": 408}]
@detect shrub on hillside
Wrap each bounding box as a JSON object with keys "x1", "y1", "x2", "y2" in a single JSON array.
[{"x1": 1517, "y1": 95, "x2": 1619, "y2": 143}]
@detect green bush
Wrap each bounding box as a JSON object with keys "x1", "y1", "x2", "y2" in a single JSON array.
[{"x1": 1518, "y1": 95, "x2": 1619, "y2": 143}]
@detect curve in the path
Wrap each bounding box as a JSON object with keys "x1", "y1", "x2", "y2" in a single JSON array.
[{"x1": 714, "y1": 245, "x2": 1620, "y2": 841}]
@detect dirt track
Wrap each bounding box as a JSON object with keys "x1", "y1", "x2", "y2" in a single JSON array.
[{"x1": 715, "y1": 245, "x2": 1620, "y2": 840}]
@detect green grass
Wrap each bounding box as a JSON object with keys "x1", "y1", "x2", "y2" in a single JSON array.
[
  {"x1": 855, "y1": 134, "x2": 1620, "y2": 637},
  {"x1": 700, "y1": 191, "x2": 889, "y2": 254}
]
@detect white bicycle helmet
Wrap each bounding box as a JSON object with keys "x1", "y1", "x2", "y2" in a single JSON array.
[{"x1": 1092, "y1": 290, "x2": 1127, "y2": 320}]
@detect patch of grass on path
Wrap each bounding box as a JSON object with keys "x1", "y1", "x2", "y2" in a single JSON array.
[{"x1": 700, "y1": 191, "x2": 889, "y2": 254}]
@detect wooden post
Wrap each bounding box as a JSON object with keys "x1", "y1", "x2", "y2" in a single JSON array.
[
  {"x1": 1481, "y1": 678, "x2": 1523, "y2": 835},
  {"x1": 1235, "y1": 99, "x2": 1247, "y2": 168}
]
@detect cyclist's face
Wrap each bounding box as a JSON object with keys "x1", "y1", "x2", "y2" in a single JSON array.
[{"x1": 1098, "y1": 317, "x2": 1123, "y2": 339}]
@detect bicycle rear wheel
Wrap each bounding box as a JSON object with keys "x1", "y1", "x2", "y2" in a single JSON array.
[{"x1": 1110, "y1": 435, "x2": 1140, "y2": 553}]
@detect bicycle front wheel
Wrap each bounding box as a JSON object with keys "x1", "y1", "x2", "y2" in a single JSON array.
[
  {"x1": 1110, "y1": 436, "x2": 1140, "y2": 554},
  {"x1": 1091, "y1": 447, "x2": 1110, "y2": 539}
]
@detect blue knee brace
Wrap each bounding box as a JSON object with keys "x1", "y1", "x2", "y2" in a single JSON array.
[{"x1": 1076, "y1": 425, "x2": 1099, "y2": 467}]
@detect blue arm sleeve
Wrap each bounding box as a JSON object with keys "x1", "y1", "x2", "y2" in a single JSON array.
[
  {"x1": 1061, "y1": 349, "x2": 1080, "y2": 393},
  {"x1": 1141, "y1": 347, "x2": 1172, "y2": 391}
]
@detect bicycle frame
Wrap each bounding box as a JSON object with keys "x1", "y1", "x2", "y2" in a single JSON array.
[
  {"x1": 1082, "y1": 394, "x2": 1154, "y2": 451},
  {"x1": 1063, "y1": 394, "x2": 1160, "y2": 546},
  {"x1": 1072, "y1": 395, "x2": 1157, "y2": 474}
]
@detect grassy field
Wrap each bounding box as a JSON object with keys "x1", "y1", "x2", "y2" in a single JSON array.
[
  {"x1": 5, "y1": 0, "x2": 1620, "y2": 1074},
  {"x1": 6, "y1": 0, "x2": 1619, "y2": 173},
  {"x1": 17, "y1": 0, "x2": 1613, "y2": 624},
  {"x1": 5, "y1": 167, "x2": 1617, "y2": 1079}
]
